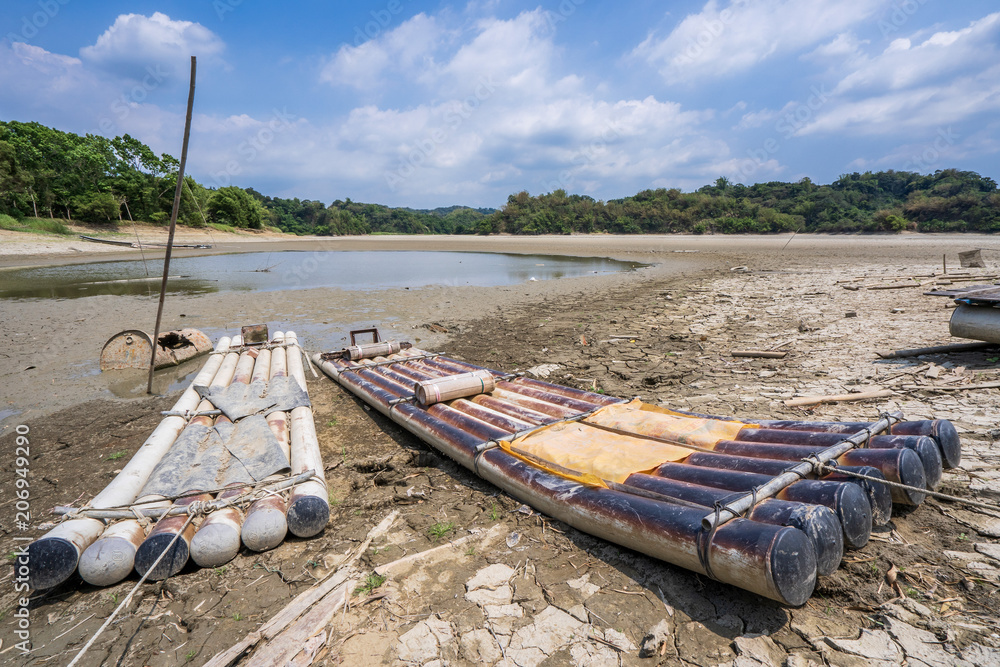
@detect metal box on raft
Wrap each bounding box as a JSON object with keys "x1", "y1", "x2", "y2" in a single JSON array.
[{"x1": 99, "y1": 328, "x2": 213, "y2": 371}]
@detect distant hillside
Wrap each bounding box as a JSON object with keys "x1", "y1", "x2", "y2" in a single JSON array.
[
  {"x1": 2, "y1": 120, "x2": 997, "y2": 236},
  {"x1": 483, "y1": 171, "x2": 1000, "y2": 235}
]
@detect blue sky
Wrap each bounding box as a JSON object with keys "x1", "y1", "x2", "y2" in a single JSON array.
[{"x1": 2, "y1": 1, "x2": 998, "y2": 208}]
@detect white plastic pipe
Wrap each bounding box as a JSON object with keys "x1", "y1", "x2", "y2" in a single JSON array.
[
  {"x1": 31, "y1": 336, "x2": 232, "y2": 590},
  {"x1": 242, "y1": 332, "x2": 291, "y2": 551},
  {"x1": 190, "y1": 344, "x2": 265, "y2": 566},
  {"x1": 133, "y1": 340, "x2": 242, "y2": 579},
  {"x1": 284, "y1": 331, "x2": 330, "y2": 537}
]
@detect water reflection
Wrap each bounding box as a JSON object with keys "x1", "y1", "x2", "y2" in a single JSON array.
[
  {"x1": 103, "y1": 363, "x2": 203, "y2": 399},
  {"x1": 0, "y1": 251, "x2": 642, "y2": 300}
]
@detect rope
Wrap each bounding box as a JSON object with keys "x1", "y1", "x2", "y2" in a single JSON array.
[
  {"x1": 697, "y1": 504, "x2": 723, "y2": 581},
  {"x1": 54, "y1": 470, "x2": 318, "y2": 521},
  {"x1": 131, "y1": 506, "x2": 153, "y2": 529},
  {"x1": 817, "y1": 464, "x2": 1000, "y2": 514},
  {"x1": 66, "y1": 513, "x2": 196, "y2": 667}
]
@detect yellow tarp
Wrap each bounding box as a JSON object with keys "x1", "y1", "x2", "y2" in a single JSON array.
[
  {"x1": 587, "y1": 399, "x2": 750, "y2": 450},
  {"x1": 506, "y1": 399, "x2": 752, "y2": 485}
]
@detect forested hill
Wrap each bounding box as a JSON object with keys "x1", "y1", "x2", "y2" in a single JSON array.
[
  {"x1": 0, "y1": 120, "x2": 493, "y2": 235},
  {"x1": 487, "y1": 172, "x2": 1000, "y2": 235},
  {"x1": 1, "y1": 120, "x2": 997, "y2": 236}
]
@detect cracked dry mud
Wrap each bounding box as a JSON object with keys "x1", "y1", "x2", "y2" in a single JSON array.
[{"x1": 1, "y1": 235, "x2": 1000, "y2": 666}]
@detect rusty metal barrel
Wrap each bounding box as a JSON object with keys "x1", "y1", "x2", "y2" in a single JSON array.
[{"x1": 100, "y1": 328, "x2": 212, "y2": 371}]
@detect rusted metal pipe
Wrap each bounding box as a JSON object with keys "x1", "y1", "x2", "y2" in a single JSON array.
[
  {"x1": 189, "y1": 346, "x2": 263, "y2": 566},
  {"x1": 732, "y1": 429, "x2": 943, "y2": 489},
  {"x1": 132, "y1": 342, "x2": 243, "y2": 581},
  {"x1": 624, "y1": 473, "x2": 844, "y2": 576},
  {"x1": 682, "y1": 451, "x2": 893, "y2": 527},
  {"x1": 753, "y1": 419, "x2": 961, "y2": 469},
  {"x1": 134, "y1": 493, "x2": 212, "y2": 580},
  {"x1": 697, "y1": 414, "x2": 899, "y2": 530},
  {"x1": 242, "y1": 333, "x2": 290, "y2": 552},
  {"x1": 652, "y1": 461, "x2": 872, "y2": 550},
  {"x1": 706, "y1": 440, "x2": 927, "y2": 505}
]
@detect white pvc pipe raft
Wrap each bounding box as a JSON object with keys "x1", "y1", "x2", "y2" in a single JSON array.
[
  {"x1": 31, "y1": 336, "x2": 233, "y2": 590},
  {"x1": 190, "y1": 344, "x2": 265, "y2": 567},
  {"x1": 135, "y1": 337, "x2": 244, "y2": 580},
  {"x1": 284, "y1": 331, "x2": 330, "y2": 538},
  {"x1": 242, "y1": 333, "x2": 291, "y2": 552},
  {"x1": 35, "y1": 329, "x2": 328, "y2": 589},
  {"x1": 80, "y1": 338, "x2": 242, "y2": 587}
]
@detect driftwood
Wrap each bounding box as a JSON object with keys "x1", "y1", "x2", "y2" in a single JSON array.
[
  {"x1": 203, "y1": 511, "x2": 399, "y2": 667},
  {"x1": 241, "y1": 580, "x2": 354, "y2": 667},
  {"x1": 876, "y1": 341, "x2": 996, "y2": 359},
  {"x1": 206, "y1": 518, "x2": 505, "y2": 666},
  {"x1": 901, "y1": 381, "x2": 1000, "y2": 392},
  {"x1": 784, "y1": 389, "x2": 893, "y2": 408},
  {"x1": 375, "y1": 524, "x2": 503, "y2": 576},
  {"x1": 731, "y1": 350, "x2": 787, "y2": 359}
]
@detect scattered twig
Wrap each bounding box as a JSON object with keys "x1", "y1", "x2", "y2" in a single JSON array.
[{"x1": 784, "y1": 389, "x2": 893, "y2": 407}]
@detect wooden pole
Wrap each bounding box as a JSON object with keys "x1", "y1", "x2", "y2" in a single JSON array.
[{"x1": 148, "y1": 56, "x2": 196, "y2": 394}]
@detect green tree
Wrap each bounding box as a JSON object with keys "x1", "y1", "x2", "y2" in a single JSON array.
[{"x1": 207, "y1": 186, "x2": 266, "y2": 229}]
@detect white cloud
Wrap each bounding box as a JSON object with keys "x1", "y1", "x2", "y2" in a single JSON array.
[
  {"x1": 799, "y1": 13, "x2": 1000, "y2": 135},
  {"x1": 633, "y1": 0, "x2": 887, "y2": 84},
  {"x1": 320, "y1": 13, "x2": 444, "y2": 89},
  {"x1": 833, "y1": 12, "x2": 1000, "y2": 94},
  {"x1": 80, "y1": 12, "x2": 224, "y2": 81}
]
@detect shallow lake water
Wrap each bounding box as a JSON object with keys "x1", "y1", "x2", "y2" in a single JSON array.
[{"x1": 0, "y1": 250, "x2": 643, "y2": 300}]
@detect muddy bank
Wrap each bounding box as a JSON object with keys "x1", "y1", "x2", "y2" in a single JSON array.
[{"x1": 1, "y1": 233, "x2": 999, "y2": 666}]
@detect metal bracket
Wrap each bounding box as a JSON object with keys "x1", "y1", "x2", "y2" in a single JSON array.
[
  {"x1": 241, "y1": 323, "x2": 270, "y2": 346},
  {"x1": 350, "y1": 328, "x2": 381, "y2": 345}
]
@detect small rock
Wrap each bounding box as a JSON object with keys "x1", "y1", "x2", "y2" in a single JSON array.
[
  {"x1": 466, "y1": 585, "x2": 513, "y2": 606},
  {"x1": 466, "y1": 564, "x2": 516, "y2": 591},
  {"x1": 566, "y1": 573, "x2": 600, "y2": 598},
  {"x1": 825, "y1": 629, "x2": 902, "y2": 663},
  {"x1": 638, "y1": 618, "x2": 674, "y2": 658},
  {"x1": 506, "y1": 532, "x2": 522, "y2": 548}
]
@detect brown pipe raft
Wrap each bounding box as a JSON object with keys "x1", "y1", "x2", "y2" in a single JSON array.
[{"x1": 314, "y1": 343, "x2": 960, "y2": 606}]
